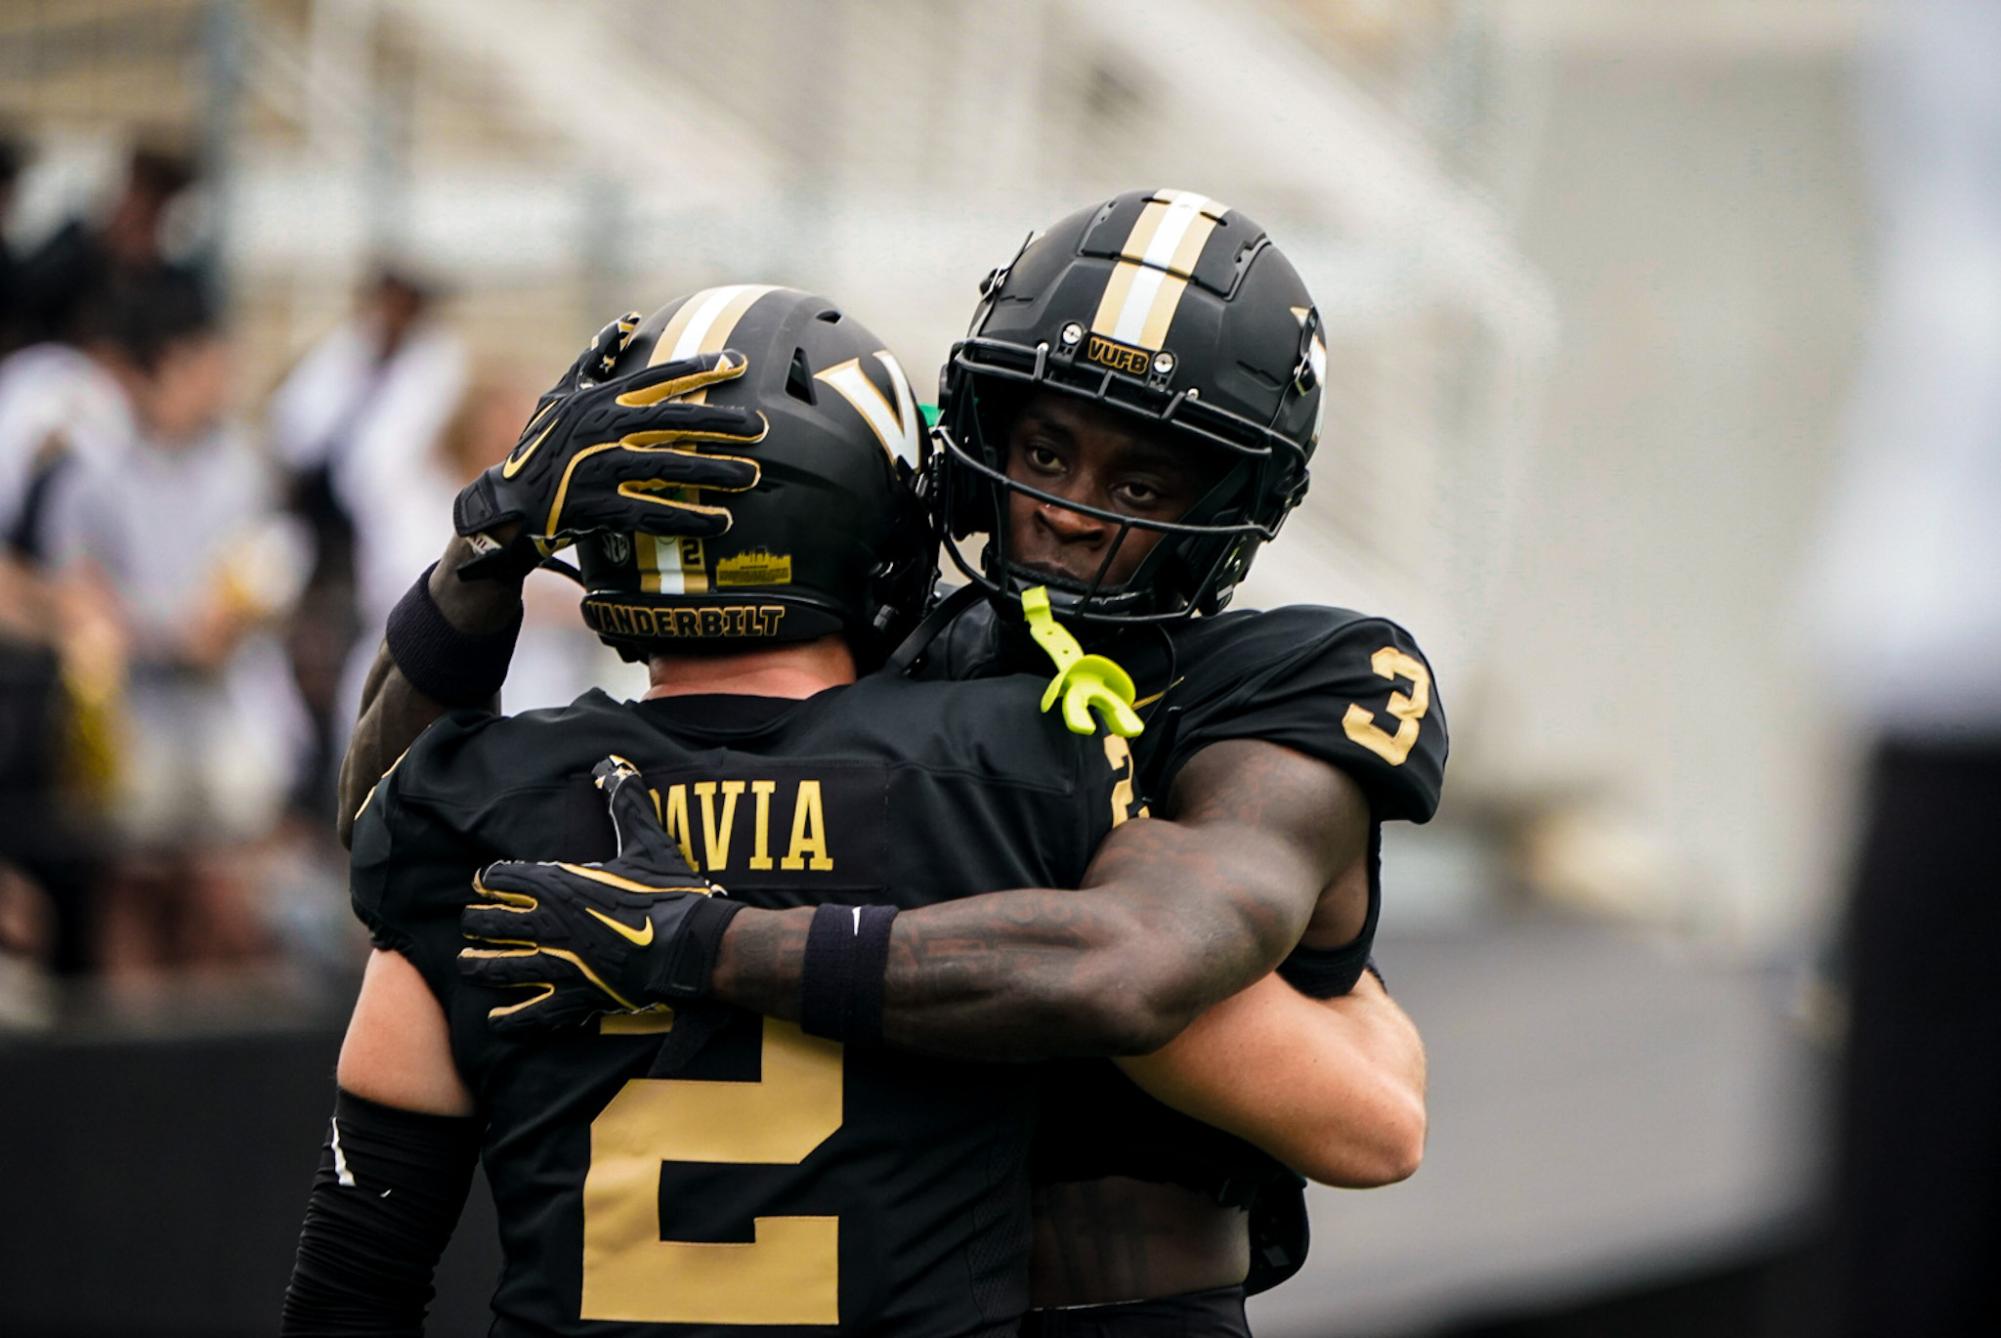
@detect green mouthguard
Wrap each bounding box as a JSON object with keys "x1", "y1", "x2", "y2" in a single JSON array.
[{"x1": 1020, "y1": 586, "x2": 1144, "y2": 738}]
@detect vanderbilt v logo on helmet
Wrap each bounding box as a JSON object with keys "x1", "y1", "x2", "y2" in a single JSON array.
[
  {"x1": 934, "y1": 188, "x2": 1327, "y2": 624},
  {"x1": 575, "y1": 286, "x2": 931, "y2": 664}
]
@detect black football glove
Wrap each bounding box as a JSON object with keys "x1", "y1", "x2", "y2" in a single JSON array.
[
  {"x1": 459, "y1": 755, "x2": 743, "y2": 1031},
  {"x1": 452, "y1": 313, "x2": 766, "y2": 580}
]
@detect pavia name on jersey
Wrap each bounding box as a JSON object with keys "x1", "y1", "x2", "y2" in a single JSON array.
[{"x1": 647, "y1": 775, "x2": 833, "y2": 874}]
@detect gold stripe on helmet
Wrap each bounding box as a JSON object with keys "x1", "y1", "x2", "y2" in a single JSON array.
[
  {"x1": 638, "y1": 533, "x2": 713, "y2": 596},
  {"x1": 1091, "y1": 261, "x2": 1142, "y2": 338},
  {"x1": 637, "y1": 284, "x2": 781, "y2": 594},
  {"x1": 1136, "y1": 274, "x2": 1192, "y2": 350},
  {"x1": 1089, "y1": 190, "x2": 1230, "y2": 352},
  {"x1": 637, "y1": 532, "x2": 665, "y2": 594},
  {"x1": 1119, "y1": 192, "x2": 1227, "y2": 268},
  {"x1": 648, "y1": 283, "x2": 781, "y2": 404}
]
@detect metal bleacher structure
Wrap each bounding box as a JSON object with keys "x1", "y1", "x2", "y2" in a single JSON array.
[{"x1": 2, "y1": 5, "x2": 1837, "y2": 1337}]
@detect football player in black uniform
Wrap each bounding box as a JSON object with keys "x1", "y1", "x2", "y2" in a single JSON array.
[
  {"x1": 291, "y1": 288, "x2": 1118, "y2": 1337},
  {"x1": 445, "y1": 193, "x2": 1447, "y2": 1335},
  {"x1": 289, "y1": 283, "x2": 1426, "y2": 1336},
  {"x1": 914, "y1": 190, "x2": 1447, "y2": 1331}
]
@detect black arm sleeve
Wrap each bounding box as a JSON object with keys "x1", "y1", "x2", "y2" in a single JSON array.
[{"x1": 281, "y1": 1089, "x2": 481, "y2": 1337}]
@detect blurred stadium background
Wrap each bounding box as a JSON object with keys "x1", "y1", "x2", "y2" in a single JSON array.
[{"x1": 3, "y1": 0, "x2": 1985, "y2": 1334}]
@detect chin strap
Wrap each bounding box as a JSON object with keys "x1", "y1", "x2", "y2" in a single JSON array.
[
  {"x1": 882, "y1": 582, "x2": 984, "y2": 677},
  {"x1": 1021, "y1": 586, "x2": 1144, "y2": 738},
  {"x1": 537, "y1": 554, "x2": 585, "y2": 586}
]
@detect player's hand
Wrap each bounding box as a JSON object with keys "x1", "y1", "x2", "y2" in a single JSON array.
[
  {"x1": 451, "y1": 313, "x2": 766, "y2": 580},
  {"x1": 458, "y1": 755, "x2": 743, "y2": 1031}
]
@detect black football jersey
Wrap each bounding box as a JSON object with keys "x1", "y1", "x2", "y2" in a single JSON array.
[
  {"x1": 350, "y1": 674, "x2": 1129, "y2": 1337},
  {"x1": 922, "y1": 599, "x2": 1448, "y2": 1213},
  {"x1": 926, "y1": 599, "x2": 1447, "y2": 825}
]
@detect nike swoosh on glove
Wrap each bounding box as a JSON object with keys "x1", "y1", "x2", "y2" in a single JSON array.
[{"x1": 458, "y1": 755, "x2": 744, "y2": 1031}]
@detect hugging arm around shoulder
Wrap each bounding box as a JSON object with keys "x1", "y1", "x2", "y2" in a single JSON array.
[{"x1": 713, "y1": 737, "x2": 1371, "y2": 1060}]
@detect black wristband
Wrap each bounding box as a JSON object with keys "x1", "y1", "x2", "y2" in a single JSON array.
[
  {"x1": 850, "y1": 904, "x2": 897, "y2": 1043},
  {"x1": 639, "y1": 894, "x2": 744, "y2": 1001},
  {"x1": 801, "y1": 904, "x2": 859, "y2": 1040},
  {"x1": 385, "y1": 562, "x2": 524, "y2": 707},
  {"x1": 800, "y1": 902, "x2": 898, "y2": 1045}
]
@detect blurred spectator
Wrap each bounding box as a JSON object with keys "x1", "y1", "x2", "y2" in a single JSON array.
[
  {"x1": 0, "y1": 266, "x2": 164, "y2": 977},
  {"x1": 0, "y1": 131, "x2": 21, "y2": 339},
  {"x1": 265, "y1": 267, "x2": 466, "y2": 816},
  {"x1": 0, "y1": 558, "x2": 69, "y2": 1001},
  {"x1": 330, "y1": 363, "x2": 621, "y2": 742},
  {"x1": 38, "y1": 274, "x2": 309, "y2": 976},
  {"x1": 4, "y1": 144, "x2": 200, "y2": 352},
  {"x1": 1807, "y1": 1, "x2": 2001, "y2": 1332},
  {"x1": 268, "y1": 268, "x2": 464, "y2": 548},
  {"x1": 0, "y1": 302, "x2": 146, "y2": 564},
  {"x1": 0, "y1": 546, "x2": 125, "y2": 983}
]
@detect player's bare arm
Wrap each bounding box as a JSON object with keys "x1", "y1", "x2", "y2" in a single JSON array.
[
  {"x1": 337, "y1": 948, "x2": 476, "y2": 1117},
  {"x1": 1119, "y1": 968, "x2": 1426, "y2": 1187}
]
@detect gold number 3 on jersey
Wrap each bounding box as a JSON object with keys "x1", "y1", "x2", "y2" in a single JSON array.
[{"x1": 1341, "y1": 647, "x2": 1432, "y2": 767}]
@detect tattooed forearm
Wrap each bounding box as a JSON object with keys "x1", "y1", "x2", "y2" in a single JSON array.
[
  {"x1": 879, "y1": 884, "x2": 1156, "y2": 1059},
  {"x1": 709, "y1": 893, "x2": 1150, "y2": 1060},
  {"x1": 711, "y1": 905, "x2": 813, "y2": 1021},
  {"x1": 712, "y1": 888, "x2": 1154, "y2": 1060},
  {"x1": 711, "y1": 739, "x2": 1367, "y2": 1061},
  {"x1": 334, "y1": 538, "x2": 523, "y2": 847},
  {"x1": 886, "y1": 832, "x2": 1277, "y2": 1059}
]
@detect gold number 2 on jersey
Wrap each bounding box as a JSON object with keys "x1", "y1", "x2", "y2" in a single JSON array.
[
  {"x1": 582, "y1": 1019, "x2": 843, "y2": 1325},
  {"x1": 1341, "y1": 646, "x2": 1432, "y2": 767}
]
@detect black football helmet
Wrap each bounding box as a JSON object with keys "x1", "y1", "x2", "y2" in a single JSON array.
[
  {"x1": 933, "y1": 189, "x2": 1326, "y2": 624},
  {"x1": 574, "y1": 285, "x2": 931, "y2": 664}
]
